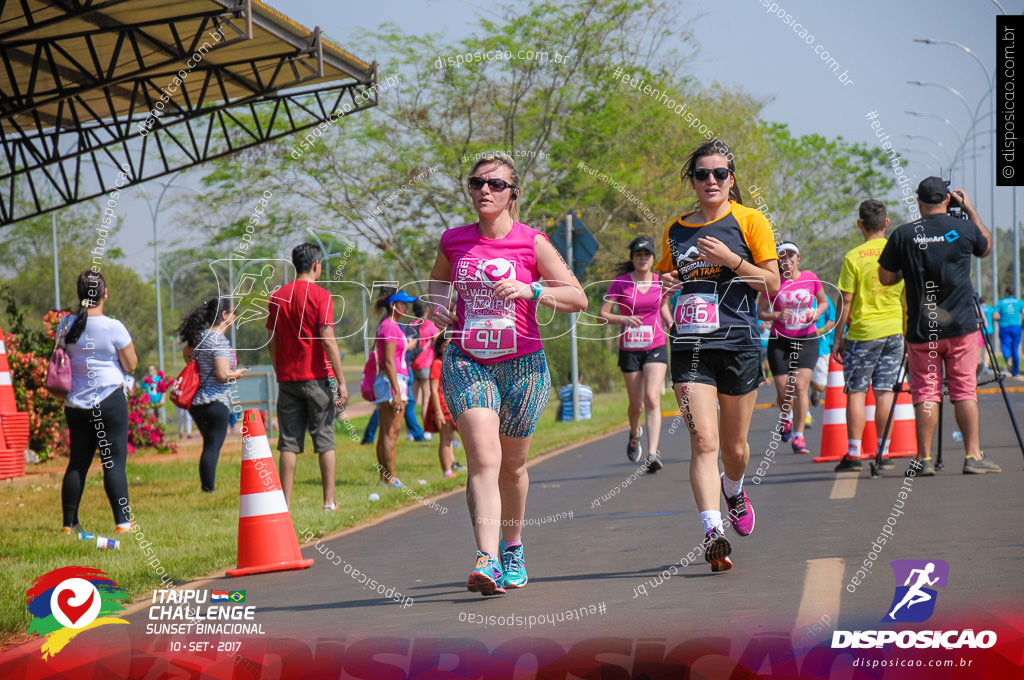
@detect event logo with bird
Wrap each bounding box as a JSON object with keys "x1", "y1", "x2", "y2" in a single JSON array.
[{"x1": 26, "y1": 566, "x2": 130, "y2": 659}]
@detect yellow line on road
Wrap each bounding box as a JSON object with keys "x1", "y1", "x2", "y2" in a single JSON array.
[
  {"x1": 792, "y1": 558, "x2": 844, "y2": 650},
  {"x1": 829, "y1": 472, "x2": 859, "y2": 500}
]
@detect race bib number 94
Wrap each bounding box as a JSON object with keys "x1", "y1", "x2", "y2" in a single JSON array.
[{"x1": 463, "y1": 318, "x2": 517, "y2": 359}]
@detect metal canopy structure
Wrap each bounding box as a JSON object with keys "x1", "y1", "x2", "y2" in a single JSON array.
[{"x1": 0, "y1": 0, "x2": 378, "y2": 226}]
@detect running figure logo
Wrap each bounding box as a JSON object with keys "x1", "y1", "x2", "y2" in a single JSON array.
[{"x1": 883, "y1": 559, "x2": 949, "y2": 623}]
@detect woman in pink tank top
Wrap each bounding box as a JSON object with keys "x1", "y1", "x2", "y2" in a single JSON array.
[
  {"x1": 599, "y1": 237, "x2": 671, "y2": 468},
  {"x1": 427, "y1": 151, "x2": 586, "y2": 596}
]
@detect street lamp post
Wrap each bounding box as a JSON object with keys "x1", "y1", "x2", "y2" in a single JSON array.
[{"x1": 141, "y1": 179, "x2": 203, "y2": 392}]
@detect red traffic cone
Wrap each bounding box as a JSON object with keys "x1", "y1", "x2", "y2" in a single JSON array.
[
  {"x1": 226, "y1": 410, "x2": 313, "y2": 577},
  {"x1": 814, "y1": 356, "x2": 848, "y2": 463},
  {"x1": 885, "y1": 383, "x2": 917, "y2": 458}
]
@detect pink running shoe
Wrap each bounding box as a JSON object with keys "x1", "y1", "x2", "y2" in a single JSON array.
[
  {"x1": 792, "y1": 434, "x2": 810, "y2": 455},
  {"x1": 721, "y1": 474, "x2": 755, "y2": 537}
]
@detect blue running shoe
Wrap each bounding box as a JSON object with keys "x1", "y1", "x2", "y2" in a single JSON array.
[
  {"x1": 467, "y1": 551, "x2": 505, "y2": 596},
  {"x1": 499, "y1": 543, "x2": 528, "y2": 589}
]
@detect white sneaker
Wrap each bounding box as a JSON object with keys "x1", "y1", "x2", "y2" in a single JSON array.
[{"x1": 423, "y1": 432, "x2": 433, "y2": 441}]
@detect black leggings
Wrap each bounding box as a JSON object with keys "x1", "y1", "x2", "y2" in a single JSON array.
[
  {"x1": 190, "y1": 401, "x2": 231, "y2": 492},
  {"x1": 63, "y1": 390, "x2": 130, "y2": 527}
]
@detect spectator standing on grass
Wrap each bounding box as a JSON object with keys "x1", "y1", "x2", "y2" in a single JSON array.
[
  {"x1": 266, "y1": 243, "x2": 348, "y2": 510},
  {"x1": 995, "y1": 288, "x2": 1023, "y2": 377},
  {"x1": 177, "y1": 297, "x2": 248, "y2": 493},
  {"x1": 372, "y1": 287, "x2": 415, "y2": 488},
  {"x1": 360, "y1": 300, "x2": 434, "y2": 445},
  {"x1": 59, "y1": 271, "x2": 137, "y2": 535},
  {"x1": 831, "y1": 200, "x2": 905, "y2": 472},
  {"x1": 141, "y1": 364, "x2": 166, "y2": 420},
  {"x1": 878, "y1": 178, "x2": 998, "y2": 476},
  {"x1": 557, "y1": 374, "x2": 594, "y2": 421},
  {"x1": 424, "y1": 333, "x2": 461, "y2": 477},
  {"x1": 757, "y1": 241, "x2": 830, "y2": 456},
  {"x1": 977, "y1": 296, "x2": 997, "y2": 377},
  {"x1": 409, "y1": 299, "x2": 441, "y2": 426}
]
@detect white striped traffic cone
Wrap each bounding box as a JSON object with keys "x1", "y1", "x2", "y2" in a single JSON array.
[
  {"x1": 226, "y1": 409, "x2": 313, "y2": 577},
  {"x1": 814, "y1": 356, "x2": 848, "y2": 462},
  {"x1": 0, "y1": 329, "x2": 16, "y2": 413}
]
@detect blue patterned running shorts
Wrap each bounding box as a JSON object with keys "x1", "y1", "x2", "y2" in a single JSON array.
[{"x1": 441, "y1": 344, "x2": 551, "y2": 438}]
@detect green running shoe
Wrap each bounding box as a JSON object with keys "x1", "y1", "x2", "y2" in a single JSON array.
[{"x1": 499, "y1": 543, "x2": 528, "y2": 589}]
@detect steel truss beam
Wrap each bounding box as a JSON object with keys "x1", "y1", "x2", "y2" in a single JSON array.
[
  {"x1": 0, "y1": 75, "x2": 378, "y2": 225},
  {"x1": 0, "y1": 4, "x2": 254, "y2": 121},
  {"x1": 0, "y1": 0, "x2": 378, "y2": 227}
]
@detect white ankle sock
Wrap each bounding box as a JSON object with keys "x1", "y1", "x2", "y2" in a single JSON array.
[
  {"x1": 699, "y1": 510, "x2": 723, "y2": 534},
  {"x1": 722, "y1": 474, "x2": 743, "y2": 499}
]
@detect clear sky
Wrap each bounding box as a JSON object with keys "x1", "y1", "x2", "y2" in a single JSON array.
[{"x1": 114, "y1": 0, "x2": 1015, "y2": 286}]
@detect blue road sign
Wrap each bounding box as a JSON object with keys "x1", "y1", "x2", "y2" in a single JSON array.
[{"x1": 551, "y1": 212, "x2": 599, "y2": 279}]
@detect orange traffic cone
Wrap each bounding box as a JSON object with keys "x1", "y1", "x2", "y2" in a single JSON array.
[
  {"x1": 884, "y1": 382, "x2": 917, "y2": 458},
  {"x1": 226, "y1": 410, "x2": 314, "y2": 577},
  {"x1": 813, "y1": 356, "x2": 848, "y2": 463},
  {"x1": 860, "y1": 388, "x2": 878, "y2": 458}
]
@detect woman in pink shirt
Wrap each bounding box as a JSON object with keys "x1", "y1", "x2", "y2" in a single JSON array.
[
  {"x1": 599, "y1": 237, "x2": 671, "y2": 468},
  {"x1": 428, "y1": 151, "x2": 586, "y2": 596},
  {"x1": 373, "y1": 288, "x2": 414, "y2": 487},
  {"x1": 757, "y1": 242, "x2": 831, "y2": 454}
]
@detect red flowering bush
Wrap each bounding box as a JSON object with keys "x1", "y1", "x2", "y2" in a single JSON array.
[
  {"x1": 127, "y1": 388, "x2": 177, "y2": 455},
  {"x1": 5, "y1": 318, "x2": 67, "y2": 459}
]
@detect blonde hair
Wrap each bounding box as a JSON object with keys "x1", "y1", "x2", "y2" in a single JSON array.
[{"x1": 469, "y1": 151, "x2": 520, "y2": 223}]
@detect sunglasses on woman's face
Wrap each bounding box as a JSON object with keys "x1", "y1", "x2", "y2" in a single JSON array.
[
  {"x1": 468, "y1": 176, "x2": 515, "y2": 192},
  {"x1": 692, "y1": 168, "x2": 732, "y2": 182}
]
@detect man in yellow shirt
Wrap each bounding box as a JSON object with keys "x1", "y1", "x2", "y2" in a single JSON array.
[{"x1": 831, "y1": 200, "x2": 905, "y2": 471}]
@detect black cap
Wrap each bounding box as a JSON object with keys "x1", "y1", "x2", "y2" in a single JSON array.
[
  {"x1": 916, "y1": 177, "x2": 948, "y2": 204},
  {"x1": 630, "y1": 238, "x2": 656, "y2": 256}
]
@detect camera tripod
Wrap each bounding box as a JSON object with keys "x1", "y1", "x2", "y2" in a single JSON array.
[{"x1": 869, "y1": 294, "x2": 1024, "y2": 478}]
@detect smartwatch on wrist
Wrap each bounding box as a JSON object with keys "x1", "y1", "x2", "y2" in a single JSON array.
[{"x1": 530, "y1": 282, "x2": 543, "y2": 301}]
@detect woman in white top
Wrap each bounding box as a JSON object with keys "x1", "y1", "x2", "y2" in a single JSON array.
[{"x1": 59, "y1": 271, "x2": 137, "y2": 534}]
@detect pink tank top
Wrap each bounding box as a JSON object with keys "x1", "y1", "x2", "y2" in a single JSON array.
[
  {"x1": 767, "y1": 270, "x2": 823, "y2": 339},
  {"x1": 441, "y1": 222, "x2": 546, "y2": 364},
  {"x1": 606, "y1": 273, "x2": 667, "y2": 351}
]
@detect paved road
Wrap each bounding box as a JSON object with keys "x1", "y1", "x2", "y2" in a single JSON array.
[{"x1": 5, "y1": 385, "x2": 1023, "y2": 677}]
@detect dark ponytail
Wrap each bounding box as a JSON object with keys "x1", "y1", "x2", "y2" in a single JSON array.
[
  {"x1": 65, "y1": 271, "x2": 106, "y2": 345},
  {"x1": 177, "y1": 296, "x2": 232, "y2": 348},
  {"x1": 375, "y1": 286, "x2": 397, "y2": 315}
]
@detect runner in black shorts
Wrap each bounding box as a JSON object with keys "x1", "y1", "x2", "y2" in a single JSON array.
[
  {"x1": 599, "y1": 237, "x2": 670, "y2": 467},
  {"x1": 757, "y1": 242, "x2": 830, "y2": 454},
  {"x1": 656, "y1": 140, "x2": 780, "y2": 573}
]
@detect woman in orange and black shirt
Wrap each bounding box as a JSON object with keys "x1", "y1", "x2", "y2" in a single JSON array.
[{"x1": 656, "y1": 139, "x2": 780, "y2": 573}]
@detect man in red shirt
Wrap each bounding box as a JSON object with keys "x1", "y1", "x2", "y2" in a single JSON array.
[{"x1": 266, "y1": 243, "x2": 349, "y2": 509}]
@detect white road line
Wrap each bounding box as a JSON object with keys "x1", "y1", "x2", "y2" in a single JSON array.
[
  {"x1": 792, "y1": 558, "x2": 844, "y2": 650},
  {"x1": 829, "y1": 472, "x2": 859, "y2": 500}
]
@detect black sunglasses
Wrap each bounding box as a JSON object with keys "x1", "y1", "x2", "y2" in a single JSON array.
[
  {"x1": 692, "y1": 168, "x2": 732, "y2": 182},
  {"x1": 468, "y1": 176, "x2": 516, "y2": 192}
]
